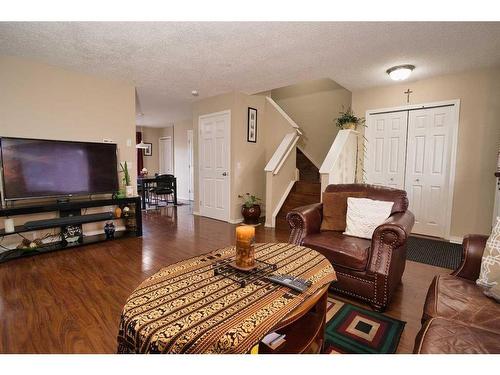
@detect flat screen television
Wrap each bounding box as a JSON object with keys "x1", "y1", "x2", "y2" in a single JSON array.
[{"x1": 0, "y1": 137, "x2": 119, "y2": 200}]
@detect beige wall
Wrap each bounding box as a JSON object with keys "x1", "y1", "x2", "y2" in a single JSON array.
[
  {"x1": 0, "y1": 56, "x2": 136, "y2": 244},
  {"x1": 138, "y1": 126, "x2": 175, "y2": 176},
  {"x1": 272, "y1": 79, "x2": 352, "y2": 167},
  {"x1": 0, "y1": 56, "x2": 136, "y2": 187},
  {"x1": 140, "y1": 126, "x2": 162, "y2": 174},
  {"x1": 173, "y1": 119, "x2": 193, "y2": 200},
  {"x1": 352, "y1": 66, "x2": 500, "y2": 238}
]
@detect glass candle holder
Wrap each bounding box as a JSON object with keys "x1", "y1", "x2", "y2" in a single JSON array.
[{"x1": 235, "y1": 225, "x2": 255, "y2": 270}]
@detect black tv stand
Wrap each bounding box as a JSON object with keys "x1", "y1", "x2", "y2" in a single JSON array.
[{"x1": 0, "y1": 197, "x2": 142, "y2": 263}]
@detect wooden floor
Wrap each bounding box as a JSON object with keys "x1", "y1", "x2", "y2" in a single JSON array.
[{"x1": 0, "y1": 204, "x2": 449, "y2": 353}]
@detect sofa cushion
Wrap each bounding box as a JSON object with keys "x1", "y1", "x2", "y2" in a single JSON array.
[
  {"x1": 320, "y1": 191, "x2": 366, "y2": 232},
  {"x1": 423, "y1": 274, "x2": 500, "y2": 333},
  {"x1": 302, "y1": 231, "x2": 370, "y2": 271},
  {"x1": 415, "y1": 317, "x2": 500, "y2": 354}
]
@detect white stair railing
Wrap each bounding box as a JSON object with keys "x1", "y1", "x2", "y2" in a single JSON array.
[
  {"x1": 319, "y1": 129, "x2": 359, "y2": 193},
  {"x1": 264, "y1": 97, "x2": 301, "y2": 228}
]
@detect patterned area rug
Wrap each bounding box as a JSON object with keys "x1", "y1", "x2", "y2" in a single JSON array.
[
  {"x1": 407, "y1": 236, "x2": 462, "y2": 269},
  {"x1": 323, "y1": 298, "x2": 405, "y2": 354}
]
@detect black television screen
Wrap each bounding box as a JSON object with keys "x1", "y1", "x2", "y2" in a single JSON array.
[{"x1": 1, "y1": 137, "x2": 119, "y2": 200}]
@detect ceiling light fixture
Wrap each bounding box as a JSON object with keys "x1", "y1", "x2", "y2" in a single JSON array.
[
  {"x1": 136, "y1": 126, "x2": 148, "y2": 149},
  {"x1": 191, "y1": 90, "x2": 199, "y2": 97},
  {"x1": 386, "y1": 64, "x2": 415, "y2": 81}
]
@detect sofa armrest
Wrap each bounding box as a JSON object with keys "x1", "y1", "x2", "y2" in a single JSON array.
[
  {"x1": 451, "y1": 234, "x2": 488, "y2": 281},
  {"x1": 367, "y1": 211, "x2": 415, "y2": 309},
  {"x1": 371, "y1": 210, "x2": 415, "y2": 254},
  {"x1": 286, "y1": 203, "x2": 323, "y2": 245}
]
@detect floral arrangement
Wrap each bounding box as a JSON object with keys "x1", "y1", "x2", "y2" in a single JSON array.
[
  {"x1": 238, "y1": 193, "x2": 261, "y2": 208},
  {"x1": 119, "y1": 162, "x2": 131, "y2": 186},
  {"x1": 334, "y1": 107, "x2": 365, "y2": 129}
]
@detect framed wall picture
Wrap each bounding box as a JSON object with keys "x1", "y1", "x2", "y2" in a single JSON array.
[
  {"x1": 247, "y1": 107, "x2": 257, "y2": 143},
  {"x1": 143, "y1": 142, "x2": 153, "y2": 156}
]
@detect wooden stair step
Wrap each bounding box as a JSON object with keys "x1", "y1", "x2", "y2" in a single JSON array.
[{"x1": 293, "y1": 181, "x2": 321, "y2": 195}]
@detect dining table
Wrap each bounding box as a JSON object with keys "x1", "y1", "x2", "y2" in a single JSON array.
[{"x1": 137, "y1": 175, "x2": 178, "y2": 209}]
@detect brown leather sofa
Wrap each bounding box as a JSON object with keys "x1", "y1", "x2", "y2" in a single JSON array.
[
  {"x1": 286, "y1": 184, "x2": 415, "y2": 311},
  {"x1": 414, "y1": 234, "x2": 500, "y2": 354}
]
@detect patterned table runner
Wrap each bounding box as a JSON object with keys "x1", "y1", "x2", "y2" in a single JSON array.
[{"x1": 117, "y1": 242, "x2": 336, "y2": 354}]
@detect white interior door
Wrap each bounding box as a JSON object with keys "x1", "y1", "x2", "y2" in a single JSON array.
[
  {"x1": 187, "y1": 130, "x2": 194, "y2": 201},
  {"x1": 159, "y1": 137, "x2": 173, "y2": 175},
  {"x1": 365, "y1": 111, "x2": 408, "y2": 189},
  {"x1": 405, "y1": 106, "x2": 455, "y2": 238},
  {"x1": 199, "y1": 111, "x2": 230, "y2": 221}
]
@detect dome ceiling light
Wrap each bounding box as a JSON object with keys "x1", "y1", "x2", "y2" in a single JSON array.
[{"x1": 386, "y1": 64, "x2": 415, "y2": 81}]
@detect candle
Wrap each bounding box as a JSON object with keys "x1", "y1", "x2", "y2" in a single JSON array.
[
  {"x1": 235, "y1": 225, "x2": 255, "y2": 270},
  {"x1": 236, "y1": 225, "x2": 255, "y2": 242},
  {"x1": 4, "y1": 218, "x2": 15, "y2": 233}
]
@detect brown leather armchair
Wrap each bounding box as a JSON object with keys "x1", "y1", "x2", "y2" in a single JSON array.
[{"x1": 286, "y1": 184, "x2": 415, "y2": 311}]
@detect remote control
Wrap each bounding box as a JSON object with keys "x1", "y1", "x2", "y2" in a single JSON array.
[{"x1": 265, "y1": 274, "x2": 312, "y2": 293}]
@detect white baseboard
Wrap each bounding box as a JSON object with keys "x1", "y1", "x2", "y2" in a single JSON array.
[
  {"x1": 448, "y1": 236, "x2": 463, "y2": 244},
  {"x1": 192, "y1": 211, "x2": 200, "y2": 216}
]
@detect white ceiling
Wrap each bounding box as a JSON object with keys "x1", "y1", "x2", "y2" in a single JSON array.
[{"x1": 2, "y1": 22, "x2": 500, "y2": 127}]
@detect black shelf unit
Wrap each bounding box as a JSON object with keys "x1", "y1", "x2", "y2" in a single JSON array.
[{"x1": 0, "y1": 197, "x2": 142, "y2": 263}]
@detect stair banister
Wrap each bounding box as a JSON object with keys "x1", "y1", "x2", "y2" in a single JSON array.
[{"x1": 319, "y1": 129, "x2": 359, "y2": 193}]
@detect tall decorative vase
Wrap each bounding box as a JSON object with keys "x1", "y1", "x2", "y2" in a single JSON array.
[{"x1": 344, "y1": 122, "x2": 357, "y2": 130}]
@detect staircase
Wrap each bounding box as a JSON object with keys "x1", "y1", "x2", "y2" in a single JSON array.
[{"x1": 275, "y1": 150, "x2": 321, "y2": 231}]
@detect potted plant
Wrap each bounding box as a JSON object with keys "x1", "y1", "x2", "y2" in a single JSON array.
[
  {"x1": 120, "y1": 162, "x2": 134, "y2": 197},
  {"x1": 335, "y1": 107, "x2": 365, "y2": 130},
  {"x1": 238, "y1": 193, "x2": 262, "y2": 225}
]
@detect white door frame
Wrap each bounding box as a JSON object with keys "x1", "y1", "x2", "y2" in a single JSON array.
[
  {"x1": 187, "y1": 129, "x2": 194, "y2": 201},
  {"x1": 365, "y1": 99, "x2": 460, "y2": 241},
  {"x1": 159, "y1": 136, "x2": 174, "y2": 175},
  {"x1": 198, "y1": 110, "x2": 231, "y2": 222}
]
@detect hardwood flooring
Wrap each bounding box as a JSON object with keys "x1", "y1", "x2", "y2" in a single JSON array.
[{"x1": 0, "y1": 204, "x2": 449, "y2": 353}]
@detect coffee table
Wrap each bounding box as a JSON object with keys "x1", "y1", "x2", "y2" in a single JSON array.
[{"x1": 117, "y1": 243, "x2": 336, "y2": 354}]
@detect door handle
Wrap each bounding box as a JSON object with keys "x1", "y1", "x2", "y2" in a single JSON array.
[
  {"x1": 222, "y1": 172, "x2": 228, "y2": 176},
  {"x1": 415, "y1": 178, "x2": 420, "y2": 182}
]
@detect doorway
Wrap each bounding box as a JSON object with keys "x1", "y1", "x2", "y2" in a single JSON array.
[
  {"x1": 198, "y1": 110, "x2": 231, "y2": 222},
  {"x1": 187, "y1": 129, "x2": 194, "y2": 201},
  {"x1": 364, "y1": 100, "x2": 460, "y2": 239}
]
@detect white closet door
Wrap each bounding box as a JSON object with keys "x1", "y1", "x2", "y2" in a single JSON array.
[
  {"x1": 405, "y1": 106, "x2": 454, "y2": 237},
  {"x1": 365, "y1": 111, "x2": 408, "y2": 189}
]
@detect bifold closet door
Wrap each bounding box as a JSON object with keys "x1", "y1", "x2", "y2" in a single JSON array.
[
  {"x1": 405, "y1": 106, "x2": 454, "y2": 238},
  {"x1": 365, "y1": 111, "x2": 408, "y2": 189}
]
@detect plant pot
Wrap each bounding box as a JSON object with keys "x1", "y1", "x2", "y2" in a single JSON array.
[
  {"x1": 344, "y1": 122, "x2": 357, "y2": 130},
  {"x1": 241, "y1": 204, "x2": 261, "y2": 225},
  {"x1": 125, "y1": 185, "x2": 134, "y2": 197}
]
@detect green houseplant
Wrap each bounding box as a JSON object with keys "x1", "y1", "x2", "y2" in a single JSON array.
[
  {"x1": 335, "y1": 107, "x2": 365, "y2": 130},
  {"x1": 119, "y1": 162, "x2": 134, "y2": 197},
  {"x1": 238, "y1": 193, "x2": 262, "y2": 225}
]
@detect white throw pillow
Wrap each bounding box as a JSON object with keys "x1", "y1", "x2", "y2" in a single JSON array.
[
  {"x1": 343, "y1": 197, "x2": 394, "y2": 239},
  {"x1": 477, "y1": 217, "x2": 500, "y2": 302}
]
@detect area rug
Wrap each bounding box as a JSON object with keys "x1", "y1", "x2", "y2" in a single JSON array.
[
  {"x1": 407, "y1": 236, "x2": 462, "y2": 269},
  {"x1": 323, "y1": 298, "x2": 405, "y2": 354}
]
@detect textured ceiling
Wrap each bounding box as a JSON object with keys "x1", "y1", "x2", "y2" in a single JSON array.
[{"x1": 2, "y1": 22, "x2": 500, "y2": 127}]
